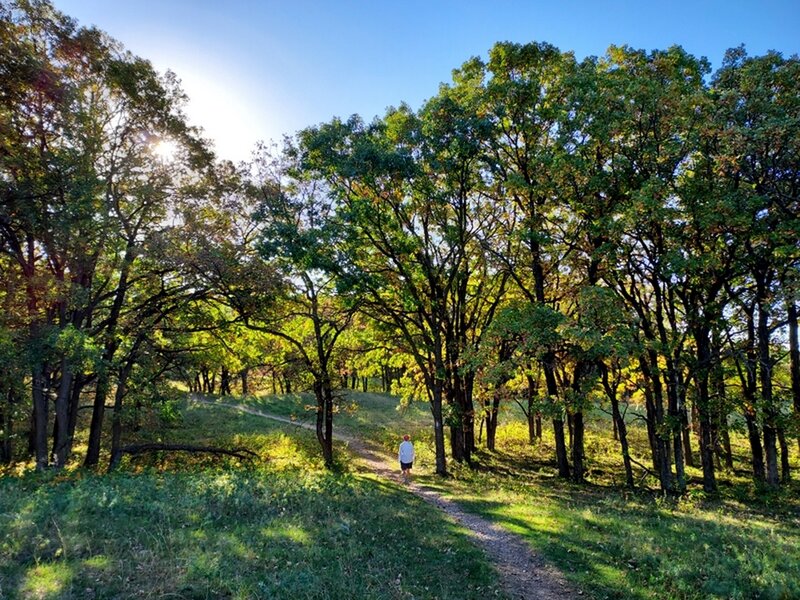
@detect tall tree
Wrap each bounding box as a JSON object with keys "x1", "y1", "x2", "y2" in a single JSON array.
[
  {"x1": 713, "y1": 48, "x2": 800, "y2": 486},
  {"x1": 298, "y1": 96, "x2": 505, "y2": 472},
  {"x1": 0, "y1": 0, "x2": 217, "y2": 468},
  {"x1": 470, "y1": 42, "x2": 577, "y2": 478}
]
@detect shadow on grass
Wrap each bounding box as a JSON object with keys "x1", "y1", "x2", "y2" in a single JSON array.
[
  {"x1": 423, "y1": 445, "x2": 800, "y2": 600},
  {"x1": 0, "y1": 455, "x2": 504, "y2": 600}
]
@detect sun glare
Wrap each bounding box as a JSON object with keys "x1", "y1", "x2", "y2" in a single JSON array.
[{"x1": 152, "y1": 138, "x2": 179, "y2": 161}]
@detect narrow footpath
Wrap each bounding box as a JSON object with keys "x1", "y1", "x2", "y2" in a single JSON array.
[{"x1": 195, "y1": 398, "x2": 578, "y2": 600}]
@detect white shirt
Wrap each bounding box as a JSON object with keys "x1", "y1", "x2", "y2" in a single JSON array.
[{"x1": 398, "y1": 440, "x2": 415, "y2": 463}]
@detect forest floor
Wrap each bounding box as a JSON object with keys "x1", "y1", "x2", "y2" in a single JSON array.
[{"x1": 196, "y1": 397, "x2": 579, "y2": 600}]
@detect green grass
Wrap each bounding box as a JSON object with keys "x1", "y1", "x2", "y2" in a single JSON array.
[
  {"x1": 8, "y1": 389, "x2": 797, "y2": 599},
  {"x1": 423, "y1": 411, "x2": 800, "y2": 600},
  {"x1": 233, "y1": 390, "x2": 436, "y2": 465},
  {"x1": 238, "y1": 390, "x2": 800, "y2": 599},
  {"x1": 0, "y1": 400, "x2": 503, "y2": 599}
]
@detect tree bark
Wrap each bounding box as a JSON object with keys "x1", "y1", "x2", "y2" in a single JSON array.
[
  {"x1": 756, "y1": 274, "x2": 779, "y2": 486},
  {"x1": 638, "y1": 354, "x2": 672, "y2": 493},
  {"x1": 0, "y1": 389, "x2": 13, "y2": 463},
  {"x1": 109, "y1": 361, "x2": 133, "y2": 470},
  {"x1": 85, "y1": 369, "x2": 110, "y2": 467},
  {"x1": 693, "y1": 326, "x2": 718, "y2": 494},
  {"x1": 66, "y1": 373, "x2": 86, "y2": 458},
  {"x1": 240, "y1": 368, "x2": 249, "y2": 395},
  {"x1": 431, "y1": 383, "x2": 447, "y2": 475},
  {"x1": 665, "y1": 357, "x2": 686, "y2": 492},
  {"x1": 51, "y1": 357, "x2": 73, "y2": 467},
  {"x1": 485, "y1": 385, "x2": 502, "y2": 451},
  {"x1": 543, "y1": 353, "x2": 570, "y2": 478},
  {"x1": 524, "y1": 374, "x2": 539, "y2": 443},
  {"x1": 788, "y1": 300, "x2": 800, "y2": 453},
  {"x1": 602, "y1": 365, "x2": 634, "y2": 488},
  {"x1": 32, "y1": 363, "x2": 49, "y2": 470},
  {"x1": 777, "y1": 426, "x2": 790, "y2": 482}
]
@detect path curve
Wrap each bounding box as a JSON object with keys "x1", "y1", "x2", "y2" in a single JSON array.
[{"x1": 194, "y1": 398, "x2": 578, "y2": 599}]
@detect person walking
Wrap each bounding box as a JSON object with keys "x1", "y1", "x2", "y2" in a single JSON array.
[{"x1": 398, "y1": 434, "x2": 415, "y2": 482}]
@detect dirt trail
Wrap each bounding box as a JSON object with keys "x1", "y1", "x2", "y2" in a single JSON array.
[{"x1": 197, "y1": 398, "x2": 578, "y2": 599}]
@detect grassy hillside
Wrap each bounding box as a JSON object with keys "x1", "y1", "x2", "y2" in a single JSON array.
[
  {"x1": 4, "y1": 390, "x2": 798, "y2": 599},
  {"x1": 240, "y1": 390, "x2": 800, "y2": 599},
  {"x1": 0, "y1": 400, "x2": 502, "y2": 599}
]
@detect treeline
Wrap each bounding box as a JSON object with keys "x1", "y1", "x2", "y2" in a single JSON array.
[
  {"x1": 0, "y1": 1, "x2": 238, "y2": 470},
  {"x1": 277, "y1": 42, "x2": 800, "y2": 493},
  {"x1": 2, "y1": 0, "x2": 799, "y2": 496}
]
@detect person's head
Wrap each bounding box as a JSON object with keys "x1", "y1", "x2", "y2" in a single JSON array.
[{"x1": 403, "y1": 434, "x2": 410, "y2": 441}]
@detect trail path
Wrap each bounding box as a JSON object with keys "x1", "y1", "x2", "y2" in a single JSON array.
[{"x1": 195, "y1": 398, "x2": 578, "y2": 599}]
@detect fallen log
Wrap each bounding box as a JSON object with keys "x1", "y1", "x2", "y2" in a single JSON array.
[{"x1": 109, "y1": 443, "x2": 258, "y2": 470}]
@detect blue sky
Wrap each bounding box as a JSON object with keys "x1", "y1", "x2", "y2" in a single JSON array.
[{"x1": 56, "y1": 1, "x2": 800, "y2": 163}]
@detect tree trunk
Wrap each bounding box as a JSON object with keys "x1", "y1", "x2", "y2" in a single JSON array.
[
  {"x1": 85, "y1": 369, "x2": 110, "y2": 467},
  {"x1": 108, "y1": 362, "x2": 132, "y2": 472},
  {"x1": 220, "y1": 367, "x2": 231, "y2": 396},
  {"x1": 485, "y1": 387, "x2": 502, "y2": 451},
  {"x1": 681, "y1": 408, "x2": 694, "y2": 468},
  {"x1": 240, "y1": 368, "x2": 249, "y2": 395},
  {"x1": 665, "y1": 358, "x2": 686, "y2": 492},
  {"x1": 719, "y1": 424, "x2": 734, "y2": 471},
  {"x1": 52, "y1": 357, "x2": 73, "y2": 467},
  {"x1": 0, "y1": 389, "x2": 13, "y2": 463},
  {"x1": 431, "y1": 384, "x2": 447, "y2": 475},
  {"x1": 463, "y1": 373, "x2": 476, "y2": 459},
  {"x1": 639, "y1": 354, "x2": 672, "y2": 493},
  {"x1": 447, "y1": 369, "x2": 474, "y2": 464},
  {"x1": 543, "y1": 353, "x2": 569, "y2": 478},
  {"x1": 569, "y1": 360, "x2": 594, "y2": 484},
  {"x1": 314, "y1": 378, "x2": 334, "y2": 469},
  {"x1": 756, "y1": 275, "x2": 779, "y2": 487},
  {"x1": 763, "y1": 423, "x2": 780, "y2": 486},
  {"x1": 66, "y1": 373, "x2": 86, "y2": 458},
  {"x1": 602, "y1": 366, "x2": 634, "y2": 488},
  {"x1": 449, "y1": 419, "x2": 465, "y2": 463},
  {"x1": 744, "y1": 408, "x2": 766, "y2": 482},
  {"x1": 693, "y1": 327, "x2": 717, "y2": 494},
  {"x1": 788, "y1": 300, "x2": 800, "y2": 453},
  {"x1": 88, "y1": 239, "x2": 133, "y2": 467},
  {"x1": 525, "y1": 374, "x2": 539, "y2": 444},
  {"x1": 777, "y1": 426, "x2": 790, "y2": 482},
  {"x1": 32, "y1": 363, "x2": 49, "y2": 470},
  {"x1": 571, "y1": 410, "x2": 585, "y2": 483}
]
